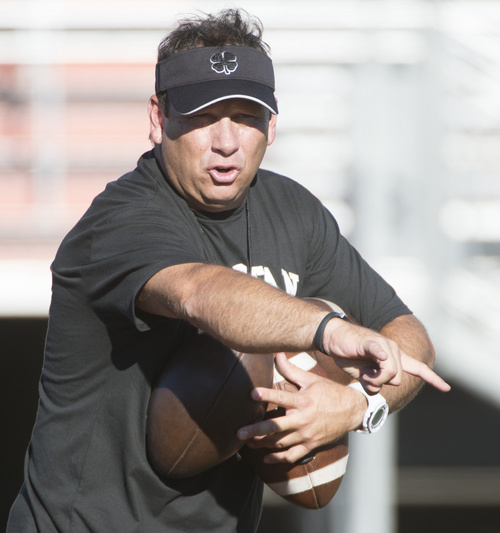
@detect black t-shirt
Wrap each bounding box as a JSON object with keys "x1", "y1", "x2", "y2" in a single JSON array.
[{"x1": 8, "y1": 150, "x2": 410, "y2": 532}]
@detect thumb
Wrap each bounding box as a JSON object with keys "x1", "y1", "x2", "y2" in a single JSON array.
[{"x1": 274, "y1": 351, "x2": 318, "y2": 389}]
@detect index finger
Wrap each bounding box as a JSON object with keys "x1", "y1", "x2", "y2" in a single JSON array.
[
  {"x1": 249, "y1": 385, "x2": 301, "y2": 409},
  {"x1": 401, "y1": 354, "x2": 451, "y2": 392},
  {"x1": 236, "y1": 399, "x2": 297, "y2": 441}
]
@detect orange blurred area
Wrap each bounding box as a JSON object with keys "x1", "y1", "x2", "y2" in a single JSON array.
[{"x1": 0, "y1": 62, "x2": 154, "y2": 254}]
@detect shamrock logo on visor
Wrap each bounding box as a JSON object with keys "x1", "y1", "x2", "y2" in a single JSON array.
[{"x1": 210, "y1": 51, "x2": 238, "y2": 75}]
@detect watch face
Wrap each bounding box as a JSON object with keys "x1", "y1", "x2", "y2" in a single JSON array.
[
  {"x1": 369, "y1": 404, "x2": 389, "y2": 432},
  {"x1": 371, "y1": 408, "x2": 386, "y2": 428}
]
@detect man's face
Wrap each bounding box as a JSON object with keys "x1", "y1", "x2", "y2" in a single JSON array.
[{"x1": 150, "y1": 98, "x2": 277, "y2": 212}]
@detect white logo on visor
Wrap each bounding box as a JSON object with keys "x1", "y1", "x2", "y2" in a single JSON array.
[{"x1": 210, "y1": 51, "x2": 238, "y2": 75}]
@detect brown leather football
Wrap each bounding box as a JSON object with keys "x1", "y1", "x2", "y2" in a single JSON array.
[
  {"x1": 147, "y1": 333, "x2": 274, "y2": 478},
  {"x1": 240, "y1": 299, "x2": 352, "y2": 509}
]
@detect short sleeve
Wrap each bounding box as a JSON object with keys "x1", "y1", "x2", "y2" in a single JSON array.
[{"x1": 81, "y1": 207, "x2": 206, "y2": 330}]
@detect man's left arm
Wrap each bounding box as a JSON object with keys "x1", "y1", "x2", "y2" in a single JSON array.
[
  {"x1": 376, "y1": 313, "x2": 435, "y2": 413},
  {"x1": 238, "y1": 313, "x2": 446, "y2": 463}
]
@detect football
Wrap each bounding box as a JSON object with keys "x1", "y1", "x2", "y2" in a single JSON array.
[
  {"x1": 147, "y1": 332, "x2": 274, "y2": 478},
  {"x1": 240, "y1": 298, "x2": 352, "y2": 509}
]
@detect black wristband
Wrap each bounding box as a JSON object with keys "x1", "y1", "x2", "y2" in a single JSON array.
[{"x1": 313, "y1": 311, "x2": 345, "y2": 354}]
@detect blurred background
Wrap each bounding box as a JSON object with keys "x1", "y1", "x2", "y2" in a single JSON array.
[{"x1": 1, "y1": 1, "x2": 499, "y2": 531}]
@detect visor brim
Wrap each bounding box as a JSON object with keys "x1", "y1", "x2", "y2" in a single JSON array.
[{"x1": 167, "y1": 79, "x2": 278, "y2": 115}]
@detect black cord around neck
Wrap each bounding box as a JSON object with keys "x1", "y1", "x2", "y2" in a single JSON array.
[{"x1": 191, "y1": 198, "x2": 253, "y2": 273}]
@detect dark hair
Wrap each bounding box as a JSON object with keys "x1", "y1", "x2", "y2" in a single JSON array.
[{"x1": 156, "y1": 9, "x2": 270, "y2": 113}]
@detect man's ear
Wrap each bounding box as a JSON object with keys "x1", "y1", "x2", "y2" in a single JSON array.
[
  {"x1": 148, "y1": 95, "x2": 165, "y2": 145},
  {"x1": 267, "y1": 103, "x2": 278, "y2": 147}
]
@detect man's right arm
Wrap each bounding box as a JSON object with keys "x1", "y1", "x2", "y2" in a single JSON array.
[
  {"x1": 136, "y1": 262, "x2": 448, "y2": 392},
  {"x1": 136, "y1": 262, "x2": 324, "y2": 353}
]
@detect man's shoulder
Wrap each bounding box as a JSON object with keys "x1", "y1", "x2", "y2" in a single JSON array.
[
  {"x1": 54, "y1": 151, "x2": 175, "y2": 253},
  {"x1": 80, "y1": 150, "x2": 172, "y2": 219},
  {"x1": 103, "y1": 150, "x2": 162, "y2": 197},
  {"x1": 256, "y1": 168, "x2": 315, "y2": 195},
  {"x1": 254, "y1": 168, "x2": 321, "y2": 208}
]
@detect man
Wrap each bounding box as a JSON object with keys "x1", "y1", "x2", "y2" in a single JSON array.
[{"x1": 8, "y1": 9, "x2": 449, "y2": 533}]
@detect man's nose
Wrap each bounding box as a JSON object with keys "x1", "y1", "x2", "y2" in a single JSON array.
[{"x1": 212, "y1": 117, "x2": 239, "y2": 155}]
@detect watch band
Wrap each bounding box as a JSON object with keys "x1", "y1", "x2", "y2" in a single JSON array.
[
  {"x1": 349, "y1": 381, "x2": 389, "y2": 434},
  {"x1": 313, "y1": 310, "x2": 348, "y2": 354}
]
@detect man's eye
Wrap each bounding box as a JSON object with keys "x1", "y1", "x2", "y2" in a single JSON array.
[
  {"x1": 235, "y1": 113, "x2": 259, "y2": 122},
  {"x1": 185, "y1": 113, "x2": 214, "y2": 125}
]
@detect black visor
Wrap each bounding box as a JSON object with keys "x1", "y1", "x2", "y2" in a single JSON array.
[{"x1": 155, "y1": 45, "x2": 278, "y2": 115}]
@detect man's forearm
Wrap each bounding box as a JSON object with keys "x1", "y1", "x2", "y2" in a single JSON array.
[{"x1": 137, "y1": 262, "x2": 325, "y2": 353}]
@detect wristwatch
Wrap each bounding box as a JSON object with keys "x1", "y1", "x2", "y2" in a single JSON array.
[{"x1": 348, "y1": 381, "x2": 389, "y2": 434}]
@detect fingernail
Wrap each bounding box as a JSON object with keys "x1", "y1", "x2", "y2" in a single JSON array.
[{"x1": 251, "y1": 389, "x2": 261, "y2": 400}]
